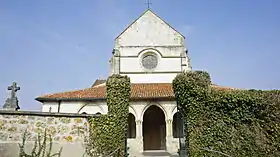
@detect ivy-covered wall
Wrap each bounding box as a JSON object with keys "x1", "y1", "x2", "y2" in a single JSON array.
[
  {"x1": 87, "y1": 74, "x2": 131, "y2": 157},
  {"x1": 172, "y1": 71, "x2": 280, "y2": 156}
]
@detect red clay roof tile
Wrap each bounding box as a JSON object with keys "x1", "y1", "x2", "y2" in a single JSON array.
[{"x1": 36, "y1": 83, "x2": 238, "y2": 102}]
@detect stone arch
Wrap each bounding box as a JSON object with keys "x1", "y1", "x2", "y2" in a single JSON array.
[
  {"x1": 142, "y1": 105, "x2": 166, "y2": 150},
  {"x1": 129, "y1": 105, "x2": 137, "y2": 118},
  {"x1": 140, "y1": 102, "x2": 168, "y2": 122},
  {"x1": 171, "y1": 106, "x2": 178, "y2": 117},
  {"x1": 77, "y1": 103, "x2": 89, "y2": 113},
  {"x1": 77, "y1": 103, "x2": 105, "y2": 114},
  {"x1": 137, "y1": 48, "x2": 163, "y2": 58}
]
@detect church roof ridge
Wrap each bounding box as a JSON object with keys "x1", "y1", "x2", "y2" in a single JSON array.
[{"x1": 115, "y1": 9, "x2": 185, "y2": 40}]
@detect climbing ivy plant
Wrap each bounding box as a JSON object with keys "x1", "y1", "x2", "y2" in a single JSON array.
[
  {"x1": 172, "y1": 71, "x2": 280, "y2": 156},
  {"x1": 86, "y1": 74, "x2": 131, "y2": 157}
]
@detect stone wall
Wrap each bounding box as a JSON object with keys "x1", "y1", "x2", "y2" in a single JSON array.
[{"x1": 0, "y1": 110, "x2": 98, "y2": 157}]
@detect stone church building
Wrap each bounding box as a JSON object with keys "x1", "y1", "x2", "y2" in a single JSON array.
[{"x1": 36, "y1": 9, "x2": 230, "y2": 156}]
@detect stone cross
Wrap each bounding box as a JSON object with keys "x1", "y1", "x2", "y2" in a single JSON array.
[
  {"x1": 8, "y1": 82, "x2": 20, "y2": 98},
  {"x1": 145, "y1": 0, "x2": 152, "y2": 9},
  {"x1": 3, "y1": 82, "x2": 20, "y2": 110}
]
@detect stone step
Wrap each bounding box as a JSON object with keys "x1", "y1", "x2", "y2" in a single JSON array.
[{"x1": 141, "y1": 150, "x2": 179, "y2": 157}]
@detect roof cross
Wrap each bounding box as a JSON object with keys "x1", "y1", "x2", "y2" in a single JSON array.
[{"x1": 145, "y1": 0, "x2": 152, "y2": 9}]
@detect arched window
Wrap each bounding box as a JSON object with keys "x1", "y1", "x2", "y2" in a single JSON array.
[
  {"x1": 172, "y1": 112, "x2": 182, "y2": 138},
  {"x1": 81, "y1": 112, "x2": 87, "y2": 114},
  {"x1": 128, "y1": 113, "x2": 136, "y2": 138},
  {"x1": 95, "y1": 112, "x2": 101, "y2": 115}
]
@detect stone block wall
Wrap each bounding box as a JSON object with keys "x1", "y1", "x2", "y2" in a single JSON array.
[{"x1": 0, "y1": 110, "x2": 98, "y2": 157}]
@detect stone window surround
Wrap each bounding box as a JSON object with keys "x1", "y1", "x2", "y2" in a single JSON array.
[
  {"x1": 138, "y1": 48, "x2": 161, "y2": 72},
  {"x1": 141, "y1": 54, "x2": 158, "y2": 70}
]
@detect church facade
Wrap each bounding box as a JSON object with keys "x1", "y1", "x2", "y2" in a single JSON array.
[{"x1": 36, "y1": 9, "x2": 229, "y2": 156}]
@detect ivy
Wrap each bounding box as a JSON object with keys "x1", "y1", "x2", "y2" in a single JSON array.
[
  {"x1": 172, "y1": 71, "x2": 280, "y2": 156},
  {"x1": 86, "y1": 75, "x2": 131, "y2": 157}
]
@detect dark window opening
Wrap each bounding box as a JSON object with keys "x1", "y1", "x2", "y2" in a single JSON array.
[
  {"x1": 128, "y1": 113, "x2": 136, "y2": 138},
  {"x1": 173, "y1": 112, "x2": 183, "y2": 138}
]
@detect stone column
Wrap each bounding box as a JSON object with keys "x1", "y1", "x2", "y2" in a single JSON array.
[
  {"x1": 135, "y1": 120, "x2": 143, "y2": 153},
  {"x1": 166, "y1": 119, "x2": 173, "y2": 137},
  {"x1": 166, "y1": 119, "x2": 178, "y2": 155},
  {"x1": 136, "y1": 120, "x2": 142, "y2": 137}
]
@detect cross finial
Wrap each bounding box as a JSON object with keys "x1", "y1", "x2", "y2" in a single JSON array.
[
  {"x1": 146, "y1": 0, "x2": 152, "y2": 9},
  {"x1": 7, "y1": 82, "x2": 20, "y2": 98}
]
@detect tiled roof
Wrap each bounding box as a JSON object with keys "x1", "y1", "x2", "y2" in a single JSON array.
[{"x1": 35, "y1": 83, "x2": 238, "y2": 102}]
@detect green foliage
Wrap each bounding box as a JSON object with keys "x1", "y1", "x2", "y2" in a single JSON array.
[
  {"x1": 19, "y1": 129, "x2": 62, "y2": 157},
  {"x1": 86, "y1": 115, "x2": 121, "y2": 156},
  {"x1": 106, "y1": 74, "x2": 131, "y2": 115},
  {"x1": 172, "y1": 71, "x2": 280, "y2": 156},
  {"x1": 86, "y1": 74, "x2": 131, "y2": 157}
]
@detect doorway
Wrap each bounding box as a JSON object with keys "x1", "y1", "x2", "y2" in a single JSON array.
[{"x1": 143, "y1": 105, "x2": 166, "y2": 150}]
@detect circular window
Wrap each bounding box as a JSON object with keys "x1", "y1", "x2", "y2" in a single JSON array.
[{"x1": 142, "y1": 54, "x2": 158, "y2": 70}]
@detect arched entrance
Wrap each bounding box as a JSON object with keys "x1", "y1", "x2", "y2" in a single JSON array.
[{"x1": 143, "y1": 105, "x2": 166, "y2": 150}]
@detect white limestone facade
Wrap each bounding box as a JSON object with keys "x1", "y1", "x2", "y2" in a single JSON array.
[
  {"x1": 39, "y1": 9, "x2": 191, "y2": 156},
  {"x1": 110, "y1": 9, "x2": 191, "y2": 83}
]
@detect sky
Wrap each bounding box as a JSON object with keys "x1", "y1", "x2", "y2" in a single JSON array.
[{"x1": 0, "y1": 0, "x2": 279, "y2": 111}]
